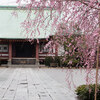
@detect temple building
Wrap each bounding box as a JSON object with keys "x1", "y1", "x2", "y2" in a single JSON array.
[{"x1": 0, "y1": 6, "x2": 58, "y2": 65}]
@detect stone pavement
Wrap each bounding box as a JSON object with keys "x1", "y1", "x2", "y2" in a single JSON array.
[{"x1": 0, "y1": 67, "x2": 77, "y2": 100}]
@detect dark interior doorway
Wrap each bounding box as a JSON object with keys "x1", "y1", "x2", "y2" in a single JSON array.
[{"x1": 12, "y1": 42, "x2": 36, "y2": 57}]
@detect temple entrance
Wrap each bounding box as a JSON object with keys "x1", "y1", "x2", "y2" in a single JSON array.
[
  {"x1": 12, "y1": 42, "x2": 36, "y2": 64},
  {"x1": 12, "y1": 42, "x2": 36, "y2": 58}
]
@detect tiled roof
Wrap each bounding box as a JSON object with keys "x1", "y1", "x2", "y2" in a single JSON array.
[{"x1": 0, "y1": 6, "x2": 55, "y2": 39}]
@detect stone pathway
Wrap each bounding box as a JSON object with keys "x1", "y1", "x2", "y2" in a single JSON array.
[{"x1": 0, "y1": 67, "x2": 77, "y2": 100}]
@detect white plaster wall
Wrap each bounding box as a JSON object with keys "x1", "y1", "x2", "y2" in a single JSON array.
[{"x1": 58, "y1": 45, "x2": 65, "y2": 56}]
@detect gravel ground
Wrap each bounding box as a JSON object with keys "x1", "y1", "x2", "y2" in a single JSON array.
[
  {"x1": 0, "y1": 67, "x2": 99, "y2": 100},
  {"x1": 41, "y1": 67, "x2": 100, "y2": 91}
]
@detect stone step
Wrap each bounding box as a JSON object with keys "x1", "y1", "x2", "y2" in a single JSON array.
[{"x1": 1, "y1": 64, "x2": 46, "y2": 68}]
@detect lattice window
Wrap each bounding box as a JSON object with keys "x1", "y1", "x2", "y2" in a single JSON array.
[{"x1": 0, "y1": 45, "x2": 8, "y2": 52}]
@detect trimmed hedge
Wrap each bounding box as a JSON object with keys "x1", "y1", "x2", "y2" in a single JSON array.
[
  {"x1": 44, "y1": 56, "x2": 62, "y2": 67},
  {"x1": 44, "y1": 56, "x2": 54, "y2": 66},
  {"x1": 75, "y1": 84, "x2": 100, "y2": 100},
  {"x1": 54, "y1": 56, "x2": 61, "y2": 66},
  {"x1": 44, "y1": 56, "x2": 83, "y2": 67}
]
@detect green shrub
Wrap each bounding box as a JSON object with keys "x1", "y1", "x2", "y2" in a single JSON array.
[
  {"x1": 0, "y1": 60, "x2": 1, "y2": 65},
  {"x1": 44, "y1": 56, "x2": 54, "y2": 66},
  {"x1": 75, "y1": 84, "x2": 100, "y2": 100},
  {"x1": 54, "y1": 56, "x2": 62, "y2": 67},
  {"x1": 62, "y1": 56, "x2": 84, "y2": 68},
  {"x1": 44, "y1": 56, "x2": 62, "y2": 67}
]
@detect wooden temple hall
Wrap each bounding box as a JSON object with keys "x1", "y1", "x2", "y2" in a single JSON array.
[{"x1": 0, "y1": 6, "x2": 58, "y2": 65}]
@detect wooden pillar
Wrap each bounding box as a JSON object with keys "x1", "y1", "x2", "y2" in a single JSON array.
[
  {"x1": 8, "y1": 41, "x2": 12, "y2": 65},
  {"x1": 55, "y1": 45, "x2": 58, "y2": 56},
  {"x1": 36, "y1": 42, "x2": 39, "y2": 65}
]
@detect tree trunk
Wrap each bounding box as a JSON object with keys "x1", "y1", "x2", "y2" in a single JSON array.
[{"x1": 94, "y1": 12, "x2": 100, "y2": 100}]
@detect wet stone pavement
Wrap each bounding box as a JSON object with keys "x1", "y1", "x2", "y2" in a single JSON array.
[{"x1": 0, "y1": 67, "x2": 77, "y2": 100}]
